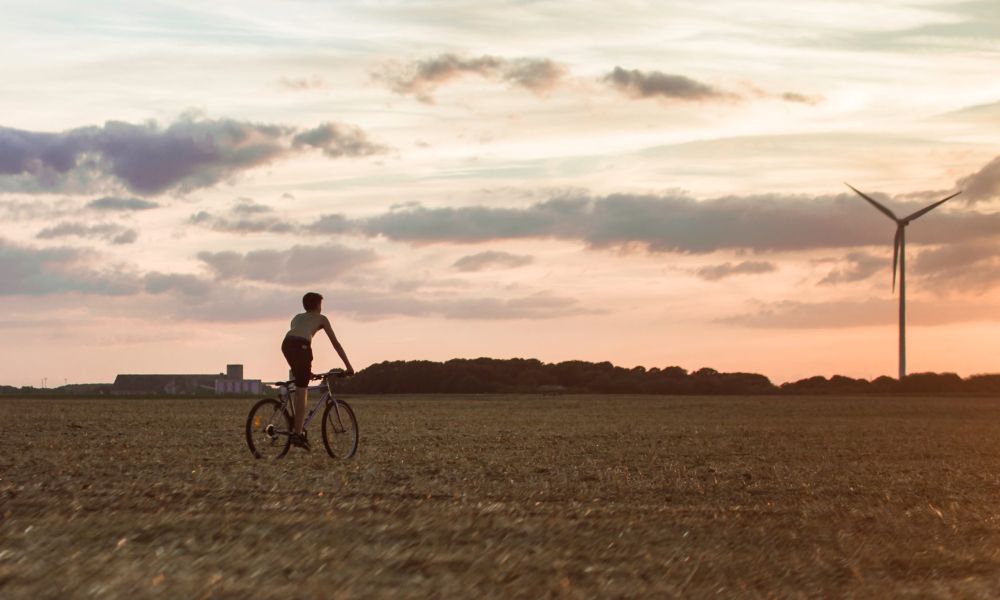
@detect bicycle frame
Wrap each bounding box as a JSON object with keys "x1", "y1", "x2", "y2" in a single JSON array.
[{"x1": 275, "y1": 376, "x2": 348, "y2": 434}]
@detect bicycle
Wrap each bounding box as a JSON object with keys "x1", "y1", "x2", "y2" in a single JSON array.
[{"x1": 245, "y1": 368, "x2": 359, "y2": 460}]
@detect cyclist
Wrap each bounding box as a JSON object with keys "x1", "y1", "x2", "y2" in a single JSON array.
[{"x1": 281, "y1": 292, "x2": 354, "y2": 451}]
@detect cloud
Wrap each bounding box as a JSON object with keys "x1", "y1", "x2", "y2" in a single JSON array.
[
  {"x1": 452, "y1": 250, "x2": 534, "y2": 272},
  {"x1": 292, "y1": 122, "x2": 388, "y2": 158},
  {"x1": 325, "y1": 289, "x2": 595, "y2": 321},
  {"x1": 831, "y1": 0, "x2": 1000, "y2": 53},
  {"x1": 0, "y1": 118, "x2": 290, "y2": 195},
  {"x1": 602, "y1": 67, "x2": 731, "y2": 101},
  {"x1": 376, "y1": 56, "x2": 814, "y2": 107},
  {"x1": 318, "y1": 192, "x2": 1000, "y2": 254},
  {"x1": 723, "y1": 297, "x2": 1000, "y2": 329},
  {"x1": 912, "y1": 241, "x2": 1000, "y2": 293},
  {"x1": 196, "y1": 243, "x2": 378, "y2": 284},
  {"x1": 230, "y1": 197, "x2": 272, "y2": 215},
  {"x1": 695, "y1": 260, "x2": 777, "y2": 281},
  {"x1": 780, "y1": 92, "x2": 823, "y2": 105},
  {"x1": 110, "y1": 229, "x2": 138, "y2": 245},
  {"x1": 0, "y1": 195, "x2": 157, "y2": 222},
  {"x1": 191, "y1": 155, "x2": 1000, "y2": 257},
  {"x1": 154, "y1": 284, "x2": 591, "y2": 323},
  {"x1": 956, "y1": 155, "x2": 1000, "y2": 204},
  {"x1": 306, "y1": 213, "x2": 352, "y2": 234},
  {"x1": 36, "y1": 221, "x2": 138, "y2": 245},
  {"x1": 0, "y1": 238, "x2": 139, "y2": 295},
  {"x1": 158, "y1": 286, "x2": 296, "y2": 322},
  {"x1": 503, "y1": 58, "x2": 566, "y2": 93},
  {"x1": 376, "y1": 54, "x2": 566, "y2": 103},
  {"x1": 189, "y1": 198, "x2": 297, "y2": 234},
  {"x1": 603, "y1": 67, "x2": 820, "y2": 105},
  {"x1": 136, "y1": 271, "x2": 586, "y2": 322},
  {"x1": 143, "y1": 272, "x2": 213, "y2": 297},
  {"x1": 144, "y1": 244, "x2": 584, "y2": 322},
  {"x1": 389, "y1": 277, "x2": 470, "y2": 293},
  {"x1": 0, "y1": 116, "x2": 387, "y2": 195},
  {"x1": 939, "y1": 99, "x2": 1000, "y2": 122},
  {"x1": 0, "y1": 198, "x2": 76, "y2": 221},
  {"x1": 430, "y1": 292, "x2": 593, "y2": 320},
  {"x1": 819, "y1": 251, "x2": 885, "y2": 285},
  {"x1": 914, "y1": 241, "x2": 995, "y2": 273},
  {"x1": 349, "y1": 197, "x2": 585, "y2": 243},
  {"x1": 0, "y1": 238, "x2": 587, "y2": 321},
  {"x1": 86, "y1": 196, "x2": 160, "y2": 211},
  {"x1": 813, "y1": 239, "x2": 1000, "y2": 294},
  {"x1": 278, "y1": 76, "x2": 326, "y2": 90}
]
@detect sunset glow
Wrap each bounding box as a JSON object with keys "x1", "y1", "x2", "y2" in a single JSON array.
[{"x1": 1, "y1": 1, "x2": 998, "y2": 386}]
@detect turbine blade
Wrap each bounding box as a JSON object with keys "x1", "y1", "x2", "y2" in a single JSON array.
[
  {"x1": 902, "y1": 191, "x2": 961, "y2": 222},
  {"x1": 892, "y1": 226, "x2": 902, "y2": 293},
  {"x1": 845, "y1": 183, "x2": 899, "y2": 222}
]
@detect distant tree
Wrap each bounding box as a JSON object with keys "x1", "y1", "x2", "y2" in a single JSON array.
[
  {"x1": 966, "y1": 374, "x2": 1000, "y2": 393},
  {"x1": 781, "y1": 375, "x2": 871, "y2": 395},
  {"x1": 899, "y1": 372, "x2": 964, "y2": 394},
  {"x1": 333, "y1": 358, "x2": 993, "y2": 397},
  {"x1": 869, "y1": 376, "x2": 899, "y2": 393}
]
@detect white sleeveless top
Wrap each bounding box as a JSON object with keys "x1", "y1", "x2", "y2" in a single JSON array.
[{"x1": 286, "y1": 312, "x2": 329, "y2": 341}]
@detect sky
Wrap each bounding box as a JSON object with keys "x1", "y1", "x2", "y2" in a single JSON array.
[{"x1": 1, "y1": 0, "x2": 998, "y2": 386}]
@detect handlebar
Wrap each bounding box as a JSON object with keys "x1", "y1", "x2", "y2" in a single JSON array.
[
  {"x1": 264, "y1": 369, "x2": 352, "y2": 387},
  {"x1": 311, "y1": 368, "x2": 351, "y2": 380}
]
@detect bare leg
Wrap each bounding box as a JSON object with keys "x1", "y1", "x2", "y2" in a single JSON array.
[{"x1": 293, "y1": 387, "x2": 308, "y2": 434}]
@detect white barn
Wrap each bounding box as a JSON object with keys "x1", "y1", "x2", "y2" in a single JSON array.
[{"x1": 213, "y1": 364, "x2": 262, "y2": 395}]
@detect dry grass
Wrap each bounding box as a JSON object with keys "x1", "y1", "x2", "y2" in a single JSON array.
[{"x1": 4, "y1": 394, "x2": 1000, "y2": 597}]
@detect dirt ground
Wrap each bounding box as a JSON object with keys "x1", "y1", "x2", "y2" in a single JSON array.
[{"x1": 4, "y1": 394, "x2": 1000, "y2": 598}]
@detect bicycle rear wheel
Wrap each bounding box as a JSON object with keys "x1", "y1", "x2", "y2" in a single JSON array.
[
  {"x1": 246, "y1": 398, "x2": 292, "y2": 459},
  {"x1": 321, "y1": 399, "x2": 358, "y2": 459}
]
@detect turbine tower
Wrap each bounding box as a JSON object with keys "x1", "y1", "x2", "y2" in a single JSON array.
[{"x1": 845, "y1": 184, "x2": 961, "y2": 380}]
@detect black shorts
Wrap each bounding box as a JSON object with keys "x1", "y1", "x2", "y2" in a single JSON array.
[{"x1": 281, "y1": 336, "x2": 313, "y2": 387}]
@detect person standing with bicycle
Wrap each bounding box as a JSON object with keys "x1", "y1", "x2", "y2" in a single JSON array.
[{"x1": 282, "y1": 292, "x2": 354, "y2": 451}]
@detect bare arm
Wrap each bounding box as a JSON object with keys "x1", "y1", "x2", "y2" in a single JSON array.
[{"x1": 323, "y1": 316, "x2": 354, "y2": 374}]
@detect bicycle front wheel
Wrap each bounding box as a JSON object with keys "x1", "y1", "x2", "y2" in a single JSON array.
[
  {"x1": 246, "y1": 398, "x2": 292, "y2": 459},
  {"x1": 321, "y1": 399, "x2": 358, "y2": 459}
]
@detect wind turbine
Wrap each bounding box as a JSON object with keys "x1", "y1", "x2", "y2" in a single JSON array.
[{"x1": 845, "y1": 184, "x2": 961, "y2": 380}]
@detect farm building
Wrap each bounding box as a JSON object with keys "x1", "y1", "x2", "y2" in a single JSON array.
[{"x1": 112, "y1": 364, "x2": 262, "y2": 395}]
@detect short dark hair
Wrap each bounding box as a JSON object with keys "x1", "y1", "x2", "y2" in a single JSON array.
[{"x1": 302, "y1": 292, "x2": 323, "y2": 311}]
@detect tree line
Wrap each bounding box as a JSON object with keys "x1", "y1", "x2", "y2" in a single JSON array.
[
  {"x1": 338, "y1": 358, "x2": 1000, "y2": 395},
  {"x1": 3, "y1": 358, "x2": 998, "y2": 396}
]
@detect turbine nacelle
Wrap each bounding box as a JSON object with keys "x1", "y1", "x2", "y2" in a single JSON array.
[{"x1": 844, "y1": 184, "x2": 961, "y2": 292}]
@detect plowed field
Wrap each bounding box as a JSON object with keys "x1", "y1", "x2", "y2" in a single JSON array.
[{"x1": 4, "y1": 395, "x2": 1000, "y2": 597}]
